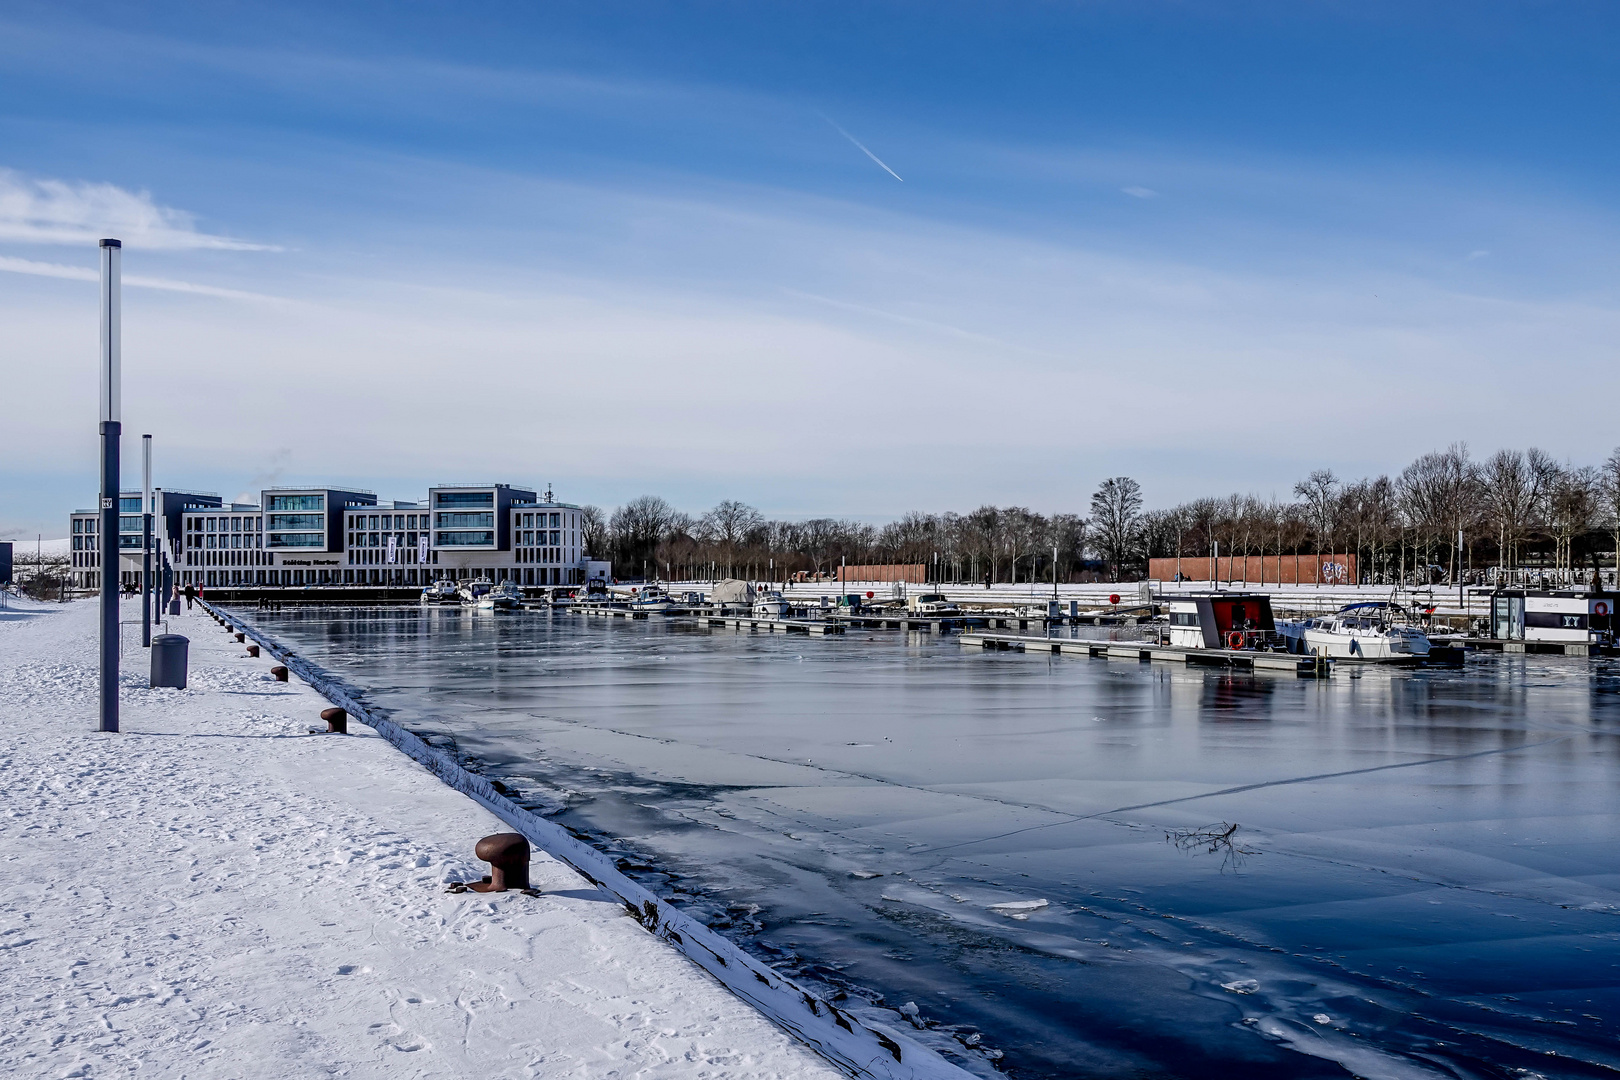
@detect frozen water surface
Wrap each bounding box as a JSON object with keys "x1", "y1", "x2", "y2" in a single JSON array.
[{"x1": 242, "y1": 606, "x2": 1620, "y2": 1079}]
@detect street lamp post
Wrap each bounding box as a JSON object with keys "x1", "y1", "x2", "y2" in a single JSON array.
[
  {"x1": 98, "y1": 238, "x2": 121, "y2": 734},
  {"x1": 142, "y1": 434, "x2": 152, "y2": 647}
]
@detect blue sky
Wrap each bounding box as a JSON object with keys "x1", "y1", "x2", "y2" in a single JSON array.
[{"x1": 4, "y1": 2, "x2": 1620, "y2": 537}]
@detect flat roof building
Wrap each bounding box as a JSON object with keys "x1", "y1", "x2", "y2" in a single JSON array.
[{"x1": 72, "y1": 481, "x2": 592, "y2": 593}]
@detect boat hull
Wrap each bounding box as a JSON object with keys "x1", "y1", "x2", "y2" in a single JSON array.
[{"x1": 1303, "y1": 630, "x2": 1430, "y2": 660}]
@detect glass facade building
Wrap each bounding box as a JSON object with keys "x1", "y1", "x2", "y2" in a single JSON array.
[{"x1": 74, "y1": 481, "x2": 591, "y2": 592}]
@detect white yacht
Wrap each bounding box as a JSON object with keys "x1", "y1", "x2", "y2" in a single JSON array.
[
  {"x1": 457, "y1": 580, "x2": 492, "y2": 605},
  {"x1": 1299, "y1": 603, "x2": 1431, "y2": 660},
  {"x1": 476, "y1": 581, "x2": 523, "y2": 610},
  {"x1": 420, "y1": 579, "x2": 460, "y2": 604},
  {"x1": 752, "y1": 591, "x2": 792, "y2": 619},
  {"x1": 907, "y1": 592, "x2": 960, "y2": 615},
  {"x1": 627, "y1": 584, "x2": 676, "y2": 613}
]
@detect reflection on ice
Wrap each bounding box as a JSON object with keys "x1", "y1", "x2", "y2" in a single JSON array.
[{"x1": 242, "y1": 605, "x2": 1620, "y2": 1080}]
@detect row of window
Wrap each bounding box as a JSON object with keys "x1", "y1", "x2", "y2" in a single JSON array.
[
  {"x1": 187, "y1": 515, "x2": 263, "y2": 533},
  {"x1": 347, "y1": 513, "x2": 426, "y2": 531},
  {"x1": 348, "y1": 531, "x2": 422, "y2": 549},
  {"x1": 267, "y1": 494, "x2": 324, "y2": 512},
  {"x1": 185, "y1": 550, "x2": 272, "y2": 566},
  {"x1": 189, "y1": 532, "x2": 263, "y2": 550}
]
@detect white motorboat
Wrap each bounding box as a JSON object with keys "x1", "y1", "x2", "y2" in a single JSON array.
[
  {"x1": 907, "y1": 592, "x2": 960, "y2": 615},
  {"x1": 457, "y1": 580, "x2": 492, "y2": 605},
  {"x1": 1301, "y1": 602, "x2": 1431, "y2": 660},
  {"x1": 420, "y1": 579, "x2": 460, "y2": 604},
  {"x1": 627, "y1": 584, "x2": 676, "y2": 613},
  {"x1": 752, "y1": 591, "x2": 792, "y2": 619},
  {"x1": 476, "y1": 581, "x2": 523, "y2": 610}
]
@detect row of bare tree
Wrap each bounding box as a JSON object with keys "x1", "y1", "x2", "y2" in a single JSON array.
[
  {"x1": 587, "y1": 479, "x2": 1141, "y2": 583},
  {"x1": 585, "y1": 445, "x2": 1620, "y2": 584},
  {"x1": 1145, "y1": 444, "x2": 1620, "y2": 584}
]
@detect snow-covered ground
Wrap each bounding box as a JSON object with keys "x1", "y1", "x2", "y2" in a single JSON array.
[
  {"x1": 0, "y1": 596, "x2": 845, "y2": 1079},
  {"x1": 3, "y1": 536, "x2": 71, "y2": 558}
]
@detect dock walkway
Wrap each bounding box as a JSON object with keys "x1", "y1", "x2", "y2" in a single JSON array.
[{"x1": 960, "y1": 632, "x2": 1329, "y2": 676}]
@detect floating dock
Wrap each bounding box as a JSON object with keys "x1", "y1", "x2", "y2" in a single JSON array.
[
  {"x1": 693, "y1": 615, "x2": 845, "y2": 635},
  {"x1": 960, "y1": 632, "x2": 1330, "y2": 676},
  {"x1": 1438, "y1": 637, "x2": 1612, "y2": 657}
]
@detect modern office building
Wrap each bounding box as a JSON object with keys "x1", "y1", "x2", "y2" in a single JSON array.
[
  {"x1": 72, "y1": 481, "x2": 592, "y2": 591},
  {"x1": 70, "y1": 488, "x2": 222, "y2": 591}
]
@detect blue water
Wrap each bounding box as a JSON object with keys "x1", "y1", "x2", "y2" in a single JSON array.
[{"x1": 239, "y1": 605, "x2": 1620, "y2": 1079}]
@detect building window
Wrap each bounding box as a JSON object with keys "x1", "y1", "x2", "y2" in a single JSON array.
[
  {"x1": 436, "y1": 530, "x2": 494, "y2": 546},
  {"x1": 435, "y1": 491, "x2": 493, "y2": 508},
  {"x1": 269, "y1": 514, "x2": 324, "y2": 530},
  {"x1": 268, "y1": 495, "x2": 324, "y2": 512},
  {"x1": 436, "y1": 512, "x2": 493, "y2": 529},
  {"x1": 267, "y1": 533, "x2": 324, "y2": 548}
]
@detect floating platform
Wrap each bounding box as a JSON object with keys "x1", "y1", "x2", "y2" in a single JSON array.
[
  {"x1": 1442, "y1": 637, "x2": 1614, "y2": 657},
  {"x1": 574, "y1": 604, "x2": 651, "y2": 620},
  {"x1": 692, "y1": 615, "x2": 845, "y2": 635},
  {"x1": 960, "y1": 633, "x2": 1330, "y2": 676}
]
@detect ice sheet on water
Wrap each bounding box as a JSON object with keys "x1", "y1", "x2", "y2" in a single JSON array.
[{"x1": 253, "y1": 603, "x2": 1620, "y2": 1080}]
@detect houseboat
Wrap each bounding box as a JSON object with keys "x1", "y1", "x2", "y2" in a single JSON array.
[{"x1": 1166, "y1": 593, "x2": 1287, "y2": 651}]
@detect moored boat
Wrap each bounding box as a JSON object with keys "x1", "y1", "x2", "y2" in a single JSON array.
[
  {"x1": 627, "y1": 583, "x2": 676, "y2": 613},
  {"x1": 476, "y1": 581, "x2": 523, "y2": 610},
  {"x1": 1300, "y1": 602, "x2": 1431, "y2": 660},
  {"x1": 752, "y1": 591, "x2": 791, "y2": 619},
  {"x1": 1165, "y1": 593, "x2": 1291, "y2": 651},
  {"x1": 420, "y1": 579, "x2": 460, "y2": 604}
]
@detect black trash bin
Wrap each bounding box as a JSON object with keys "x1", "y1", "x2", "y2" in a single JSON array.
[{"x1": 151, "y1": 633, "x2": 189, "y2": 689}]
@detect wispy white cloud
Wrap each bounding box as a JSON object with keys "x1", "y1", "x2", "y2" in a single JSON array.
[
  {"x1": 0, "y1": 254, "x2": 281, "y2": 301},
  {"x1": 1121, "y1": 185, "x2": 1158, "y2": 198},
  {"x1": 0, "y1": 168, "x2": 280, "y2": 250}
]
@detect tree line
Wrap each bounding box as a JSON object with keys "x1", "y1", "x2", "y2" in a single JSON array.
[{"x1": 584, "y1": 444, "x2": 1620, "y2": 585}]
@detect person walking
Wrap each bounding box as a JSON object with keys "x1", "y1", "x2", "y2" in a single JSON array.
[{"x1": 183, "y1": 583, "x2": 195, "y2": 610}]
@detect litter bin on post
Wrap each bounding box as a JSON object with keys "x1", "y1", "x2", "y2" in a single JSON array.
[{"x1": 151, "y1": 634, "x2": 189, "y2": 689}]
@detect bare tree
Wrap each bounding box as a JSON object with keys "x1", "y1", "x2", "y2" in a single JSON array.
[
  {"x1": 1602, "y1": 448, "x2": 1620, "y2": 584},
  {"x1": 611, "y1": 495, "x2": 681, "y2": 578},
  {"x1": 1481, "y1": 450, "x2": 1534, "y2": 573},
  {"x1": 1549, "y1": 465, "x2": 1598, "y2": 578},
  {"x1": 1294, "y1": 469, "x2": 1340, "y2": 573},
  {"x1": 580, "y1": 506, "x2": 607, "y2": 559},
  {"x1": 1090, "y1": 477, "x2": 1144, "y2": 580},
  {"x1": 698, "y1": 500, "x2": 765, "y2": 578}
]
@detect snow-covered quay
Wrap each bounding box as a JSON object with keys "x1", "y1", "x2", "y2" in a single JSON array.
[{"x1": 0, "y1": 596, "x2": 845, "y2": 1079}]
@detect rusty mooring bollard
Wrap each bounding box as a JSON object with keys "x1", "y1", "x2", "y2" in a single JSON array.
[
  {"x1": 470, "y1": 833, "x2": 531, "y2": 892},
  {"x1": 320, "y1": 707, "x2": 347, "y2": 734},
  {"x1": 246, "y1": 644, "x2": 260, "y2": 657},
  {"x1": 234, "y1": 632, "x2": 245, "y2": 643},
  {"x1": 271, "y1": 665, "x2": 288, "y2": 682}
]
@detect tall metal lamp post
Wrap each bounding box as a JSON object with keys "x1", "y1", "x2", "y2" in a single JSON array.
[
  {"x1": 99, "y1": 238, "x2": 121, "y2": 734},
  {"x1": 141, "y1": 434, "x2": 152, "y2": 648}
]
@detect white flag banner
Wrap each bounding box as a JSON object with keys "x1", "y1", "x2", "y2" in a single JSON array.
[
  {"x1": 417, "y1": 536, "x2": 429, "y2": 564},
  {"x1": 387, "y1": 535, "x2": 397, "y2": 565}
]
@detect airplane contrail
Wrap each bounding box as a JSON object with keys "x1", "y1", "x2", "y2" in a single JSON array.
[{"x1": 821, "y1": 115, "x2": 903, "y2": 182}]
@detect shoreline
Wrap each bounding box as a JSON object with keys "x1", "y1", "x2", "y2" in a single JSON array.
[
  {"x1": 210, "y1": 598, "x2": 976, "y2": 1080},
  {"x1": 0, "y1": 596, "x2": 892, "y2": 1078}
]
